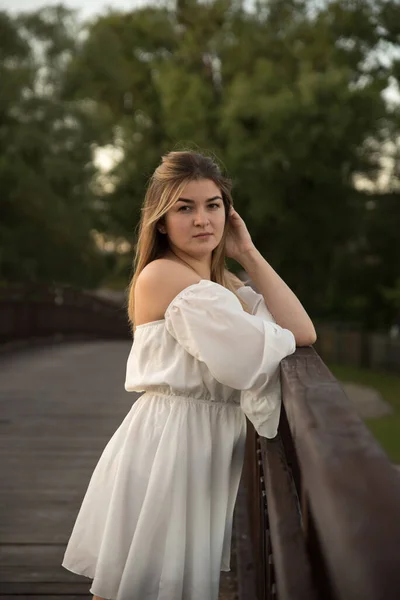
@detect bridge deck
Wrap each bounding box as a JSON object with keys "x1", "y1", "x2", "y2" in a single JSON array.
[{"x1": 0, "y1": 340, "x2": 240, "y2": 599}]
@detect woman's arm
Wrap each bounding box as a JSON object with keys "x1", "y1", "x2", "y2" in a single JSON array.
[
  {"x1": 225, "y1": 206, "x2": 316, "y2": 347},
  {"x1": 237, "y1": 248, "x2": 316, "y2": 346}
]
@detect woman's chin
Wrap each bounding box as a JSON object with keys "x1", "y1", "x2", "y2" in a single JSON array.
[
  {"x1": 182, "y1": 243, "x2": 219, "y2": 258},
  {"x1": 169, "y1": 236, "x2": 222, "y2": 258}
]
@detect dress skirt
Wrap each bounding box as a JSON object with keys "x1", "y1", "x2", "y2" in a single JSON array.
[{"x1": 62, "y1": 390, "x2": 247, "y2": 600}]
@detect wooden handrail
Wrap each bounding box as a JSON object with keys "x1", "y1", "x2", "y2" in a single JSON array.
[{"x1": 240, "y1": 346, "x2": 400, "y2": 600}]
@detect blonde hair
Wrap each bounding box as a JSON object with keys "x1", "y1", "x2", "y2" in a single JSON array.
[{"x1": 126, "y1": 150, "x2": 249, "y2": 330}]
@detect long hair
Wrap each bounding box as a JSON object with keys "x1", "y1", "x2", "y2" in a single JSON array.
[{"x1": 126, "y1": 150, "x2": 249, "y2": 330}]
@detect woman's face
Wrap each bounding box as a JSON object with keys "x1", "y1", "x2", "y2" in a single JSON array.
[{"x1": 160, "y1": 178, "x2": 227, "y2": 257}]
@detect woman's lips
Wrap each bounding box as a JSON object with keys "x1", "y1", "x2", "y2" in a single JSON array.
[{"x1": 193, "y1": 233, "x2": 212, "y2": 238}]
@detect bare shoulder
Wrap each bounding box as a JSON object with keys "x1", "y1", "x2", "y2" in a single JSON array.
[
  {"x1": 224, "y1": 269, "x2": 245, "y2": 291},
  {"x1": 134, "y1": 259, "x2": 201, "y2": 325}
]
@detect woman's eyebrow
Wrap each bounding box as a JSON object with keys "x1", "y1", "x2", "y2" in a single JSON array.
[{"x1": 176, "y1": 196, "x2": 223, "y2": 203}]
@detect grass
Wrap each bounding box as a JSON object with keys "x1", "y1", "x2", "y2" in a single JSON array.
[{"x1": 327, "y1": 363, "x2": 400, "y2": 464}]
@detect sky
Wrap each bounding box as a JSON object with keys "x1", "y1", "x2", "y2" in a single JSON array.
[{"x1": 0, "y1": 0, "x2": 152, "y2": 19}]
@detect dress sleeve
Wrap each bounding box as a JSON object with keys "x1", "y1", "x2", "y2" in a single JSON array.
[
  {"x1": 236, "y1": 284, "x2": 290, "y2": 438},
  {"x1": 165, "y1": 281, "x2": 295, "y2": 438},
  {"x1": 236, "y1": 283, "x2": 276, "y2": 322}
]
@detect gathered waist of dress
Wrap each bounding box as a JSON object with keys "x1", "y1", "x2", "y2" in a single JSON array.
[{"x1": 140, "y1": 388, "x2": 241, "y2": 409}]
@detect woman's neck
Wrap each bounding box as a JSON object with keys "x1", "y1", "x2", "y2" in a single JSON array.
[{"x1": 164, "y1": 250, "x2": 211, "y2": 280}]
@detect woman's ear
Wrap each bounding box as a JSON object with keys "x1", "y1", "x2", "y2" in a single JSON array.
[
  {"x1": 223, "y1": 196, "x2": 232, "y2": 221},
  {"x1": 157, "y1": 217, "x2": 167, "y2": 234}
]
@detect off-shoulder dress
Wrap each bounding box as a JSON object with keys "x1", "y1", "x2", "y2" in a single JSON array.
[{"x1": 62, "y1": 280, "x2": 296, "y2": 600}]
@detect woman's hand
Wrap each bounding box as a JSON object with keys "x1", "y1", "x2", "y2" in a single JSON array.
[{"x1": 225, "y1": 206, "x2": 255, "y2": 260}]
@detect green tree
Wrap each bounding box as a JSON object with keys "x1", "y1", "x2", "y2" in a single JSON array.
[
  {"x1": 2, "y1": 1, "x2": 400, "y2": 328},
  {"x1": 0, "y1": 7, "x2": 106, "y2": 287}
]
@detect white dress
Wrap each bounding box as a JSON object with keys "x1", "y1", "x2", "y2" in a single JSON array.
[{"x1": 62, "y1": 280, "x2": 296, "y2": 600}]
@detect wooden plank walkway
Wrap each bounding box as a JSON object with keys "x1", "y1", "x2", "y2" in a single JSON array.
[
  {"x1": 0, "y1": 340, "x2": 133, "y2": 599},
  {"x1": 0, "y1": 340, "x2": 241, "y2": 600}
]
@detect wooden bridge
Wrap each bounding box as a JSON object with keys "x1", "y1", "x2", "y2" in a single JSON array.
[{"x1": 1, "y1": 284, "x2": 399, "y2": 600}]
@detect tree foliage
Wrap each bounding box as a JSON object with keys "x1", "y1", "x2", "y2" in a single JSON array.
[
  {"x1": 1, "y1": 0, "x2": 400, "y2": 327},
  {"x1": 0, "y1": 7, "x2": 106, "y2": 287}
]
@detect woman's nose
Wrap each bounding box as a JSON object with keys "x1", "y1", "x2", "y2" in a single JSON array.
[{"x1": 193, "y1": 210, "x2": 210, "y2": 225}]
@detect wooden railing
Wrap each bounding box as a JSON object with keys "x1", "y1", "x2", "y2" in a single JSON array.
[
  {"x1": 0, "y1": 283, "x2": 130, "y2": 343},
  {"x1": 240, "y1": 346, "x2": 400, "y2": 600}
]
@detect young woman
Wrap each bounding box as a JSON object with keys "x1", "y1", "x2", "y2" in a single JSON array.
[{"x1": 62, "y1": 150, "x2": 316, "y2": 600}]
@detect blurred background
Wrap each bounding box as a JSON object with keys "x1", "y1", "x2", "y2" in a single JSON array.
[
  {"x1": 1, "y1": 0, "x2": 399, "y2": 325},
  {"x1": 0, "y1": 0, "x2": 400, "y2": 459}
]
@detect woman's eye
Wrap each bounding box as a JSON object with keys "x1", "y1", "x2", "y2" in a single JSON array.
[{"x1": 178, "y1": 203, "x2": 220, "y2": 212}]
